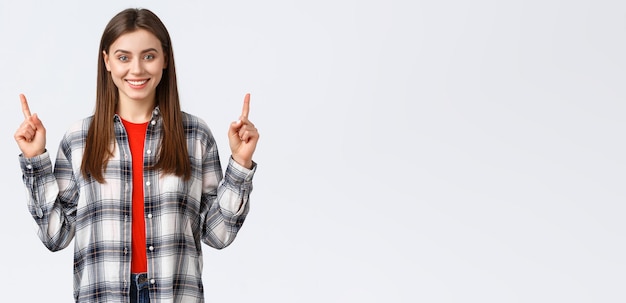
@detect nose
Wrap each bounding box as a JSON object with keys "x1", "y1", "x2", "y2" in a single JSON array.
[{"x1": 130, "y1": 58, "x2": 144, "y2": 74}]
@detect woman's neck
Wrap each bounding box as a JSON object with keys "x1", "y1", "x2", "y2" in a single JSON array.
[{"x1": 116, "y1": 98, "x2": 156, "y2": 123}]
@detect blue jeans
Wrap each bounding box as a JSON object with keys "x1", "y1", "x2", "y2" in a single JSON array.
[{"x1": 130, "y1": 273, "x2": 150, "y2": 303}]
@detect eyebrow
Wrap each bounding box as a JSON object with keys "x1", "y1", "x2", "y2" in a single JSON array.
[{"x1": 113, "y1": 48, "x2": 159, "y2": 54}]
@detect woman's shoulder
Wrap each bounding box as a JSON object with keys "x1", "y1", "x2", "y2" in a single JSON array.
[
  {"x1": 181, "y1": 112, "x2": 210, "y2": 130},
  {"x1": 57, "y1": 116, "x2": 93, "y2": 148},
  {"x1": 181, "y1": 111, "x2": 214, "y2": 139},
  {"x1": 63, "y1": 116, "x2": 93, "y2": 136}
]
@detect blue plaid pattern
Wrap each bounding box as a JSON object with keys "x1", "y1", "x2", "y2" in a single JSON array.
[{"x1": 19, "y1": 108, "x2": 255, "y2": 303}]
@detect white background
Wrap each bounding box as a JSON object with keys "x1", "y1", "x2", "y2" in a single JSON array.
[{"x1": 1, "y1": 0, "x2": 625, "y2": 302}]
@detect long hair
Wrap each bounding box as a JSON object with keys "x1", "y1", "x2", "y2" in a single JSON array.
[{"x1": 81, "y1": 8, "x2": 191, "y2": 183}]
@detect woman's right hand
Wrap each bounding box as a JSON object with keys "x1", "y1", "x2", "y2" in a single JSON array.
[{"x1": 14, "y1": 94, "x2": 46, "y2": 158}]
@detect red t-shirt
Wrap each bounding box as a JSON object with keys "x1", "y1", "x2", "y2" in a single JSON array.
[{"x1": 121, "y1": 118, "x2": 149, "y2": 273}]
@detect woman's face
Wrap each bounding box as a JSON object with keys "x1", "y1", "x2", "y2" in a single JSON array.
[{"x1": 103, "y1": 29, "x2": 166, "y2": 106}]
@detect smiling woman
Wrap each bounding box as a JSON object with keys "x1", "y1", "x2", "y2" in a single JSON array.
[
  {"x1": 13, "y1": 7, "x2": 259, "y2": 303},
  {"x1": 103, "y1": 29, "x2": 167, "y2": 110}
]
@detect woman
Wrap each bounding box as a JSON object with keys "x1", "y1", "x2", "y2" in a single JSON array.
[{"x1": 14, "y1": 8, "x2": 259, "y2": 303}]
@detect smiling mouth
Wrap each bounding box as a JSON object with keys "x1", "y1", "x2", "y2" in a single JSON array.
[{"x1": 127, "y1": 79, "x2": 148, "y2": 86}]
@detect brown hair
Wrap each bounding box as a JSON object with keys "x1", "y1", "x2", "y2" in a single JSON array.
[{"x1": 81, "y1": 8, "x2": 190, "y2": 183}]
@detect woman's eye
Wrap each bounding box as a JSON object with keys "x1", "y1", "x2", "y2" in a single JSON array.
[
  {"x1": 118, "y1": 55, "x2": 129, "y2": 62},
  {"x1": 144, "y1": 54, "x2": 154, "y2": 60}
]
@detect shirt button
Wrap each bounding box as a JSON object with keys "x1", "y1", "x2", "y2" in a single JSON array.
[
  {"x1": 124, "y1": 155, "x2": 129, "y2": 160},
  {"x1": 149, "y1": 246, "x2": 154, "y2": 251},
  {"x1": 151, "y1": 120, "x2": 156, "y2": 125},
  {"x1": 26, "y1": 164, "x2": 33, "y2": 170},
  {"x1": 147, "y1": 214, "x2": 153, "y2": 219},
  {"x1": 146, "y1": 181, "x2": 151, "y2": 186},
  {"x1": 150, "y1": 279, "x2": 155, "y2": 284},
  {"x1": 146, "y1": 149, "x2": 152, "y2": 155}
]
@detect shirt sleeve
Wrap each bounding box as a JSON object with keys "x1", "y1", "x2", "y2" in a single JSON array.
[
  {"x1": 199, "y1": 144, "x2": 256, "y2": 249},
  {"x1": 19, "y1": 139, "x2": 79, "y2": 252}
]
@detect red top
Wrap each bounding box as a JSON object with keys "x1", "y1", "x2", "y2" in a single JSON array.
[{"x1": 121, "y1": 118, "x2": 149, "y2": 273}]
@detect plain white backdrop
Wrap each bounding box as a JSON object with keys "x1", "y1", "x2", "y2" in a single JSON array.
[{"x1": 1, "y1": 0, "x2": 625, "y2": 302}]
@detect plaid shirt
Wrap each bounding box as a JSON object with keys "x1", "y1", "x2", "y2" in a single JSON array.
[{"x1": 19, "y1": 108, "x2": 255, "y2": 303}]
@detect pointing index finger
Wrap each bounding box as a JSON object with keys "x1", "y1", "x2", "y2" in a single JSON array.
[
  {"x1": 241, "y1": 93, "x2": 250, "y2": 119},
  {"x1": 20, "y1": 94, "x2": 32, "y2": 119}
]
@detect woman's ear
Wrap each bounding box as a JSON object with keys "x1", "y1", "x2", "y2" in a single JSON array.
[{"x1": 103, "y1": 50, "x2": 111, "y2": 71}]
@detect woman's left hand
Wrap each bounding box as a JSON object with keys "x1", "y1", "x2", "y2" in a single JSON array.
[{"x1": 228, "y1": 93, "x2": 259, "y2": 169}]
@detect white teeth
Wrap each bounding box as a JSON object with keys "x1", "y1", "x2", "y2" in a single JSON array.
[{"x1": 128, "y1": 80, "x2": 147, "y2": 86}]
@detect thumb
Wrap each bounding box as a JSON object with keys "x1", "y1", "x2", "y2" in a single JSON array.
[
  {"x1": 31, "y1": 113, "x2": 46, "y2": 131},
  {"x1": 228, "y1": 119, "x2": 241, "y2": 136}
]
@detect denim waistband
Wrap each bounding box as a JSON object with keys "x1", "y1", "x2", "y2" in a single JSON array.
[{"x1": 131, "y1": 273, "x2": 149, "y2": 290}]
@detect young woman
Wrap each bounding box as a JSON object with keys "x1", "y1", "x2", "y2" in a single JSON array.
[{"x1": 14, "y1": 8, "x2": 259, "y2": 303}]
